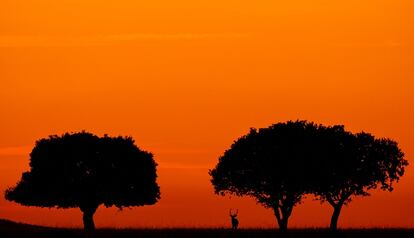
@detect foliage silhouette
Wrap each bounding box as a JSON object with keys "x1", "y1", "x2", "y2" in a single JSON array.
[
  {"x1": 210, "y1": 120, "x2": 407, "y2": 232},
  {"x1": 210, "y1": 121, "x2": 319, "y2": 232},
  {"x1": 312, "y1": 126, "x2": 407, "y2": 231},
  {"x1": 5, "y1": 132, "x2": 160, "y2": 231}
]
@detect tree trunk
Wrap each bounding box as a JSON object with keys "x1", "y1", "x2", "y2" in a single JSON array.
[
  {"x1": 273, "y1": 207, "x2": 282, "y2": 228},
  {"x1": 330, "y1": 203, "x2": 343, "y2": 231},
  {"x1": 273, "y1": 207, "x2": 289, "y2": 233},
  {"x1": 80, "y1": 205, "x2": 99, "y2": 232},
  {"x1": 83, "y1": 210, "x2": 95, "y2": 231},
  {"x1": 279, "y1": 218, "x2": 288, "y2": 233}
]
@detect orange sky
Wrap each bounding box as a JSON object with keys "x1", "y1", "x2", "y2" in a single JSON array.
[{"x1": 1, "y1": 0, "x2": 413, "y2": 228}]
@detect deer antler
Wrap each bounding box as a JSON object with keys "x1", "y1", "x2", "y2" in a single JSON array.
[{"x1": 229, "y1": 209, "x2": 238, "y2": 216}]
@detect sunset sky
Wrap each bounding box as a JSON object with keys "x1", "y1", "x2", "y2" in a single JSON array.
[{"x1": 1, "y1": 0, "x2": 413, "y2": 228}]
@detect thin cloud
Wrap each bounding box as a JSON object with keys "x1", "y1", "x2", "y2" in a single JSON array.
[
  {"x1": 158, "y1": 162, "x2": 210, "y2": 170},
  {"x1": 0, "y1": 145, "x2": 31, "y2": 156},
  {"x1": 0, "y1": 33, "x2": 249, "y2": 47}
]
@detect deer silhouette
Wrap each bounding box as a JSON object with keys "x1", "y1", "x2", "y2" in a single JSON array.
[{"x1": 229, "y1": 209, "x2": 239, "y2": 230}]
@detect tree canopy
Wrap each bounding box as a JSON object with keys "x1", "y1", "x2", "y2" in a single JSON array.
[
  {"x1": 210, "y1": 121, "x2": 319, "y2": 231},
  {"x1": 210, "y1": 120, "x2": 407, "y2": 232},
  {"x1": 5, "y1": 132, "x2": 160, "y2": 231},
  {"x1": 313, "y1": 127, "x2": 407, "y2": 230}
]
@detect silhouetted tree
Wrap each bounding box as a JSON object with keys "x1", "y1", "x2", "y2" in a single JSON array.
[
  {"x1": 210, "y1": 121, "x2": 408, "y2": 232},
  {"x1": 313, "y1": 127, "x2": 407, "y2": 231},
  {"x1": 210, "y1": 121, "x2": 318, "y2": 232},
  {"x1": 5, "y1": 132, "x2": 160, "y2": 231}
]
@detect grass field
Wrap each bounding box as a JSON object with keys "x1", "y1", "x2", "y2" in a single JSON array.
[{"x1": 1, "y1": 219, "x2": 413, "y2": 238}]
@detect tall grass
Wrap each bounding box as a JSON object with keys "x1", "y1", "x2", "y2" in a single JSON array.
[{"x1": 1, "y1": 220, "x2": 413, "y2": 238}]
